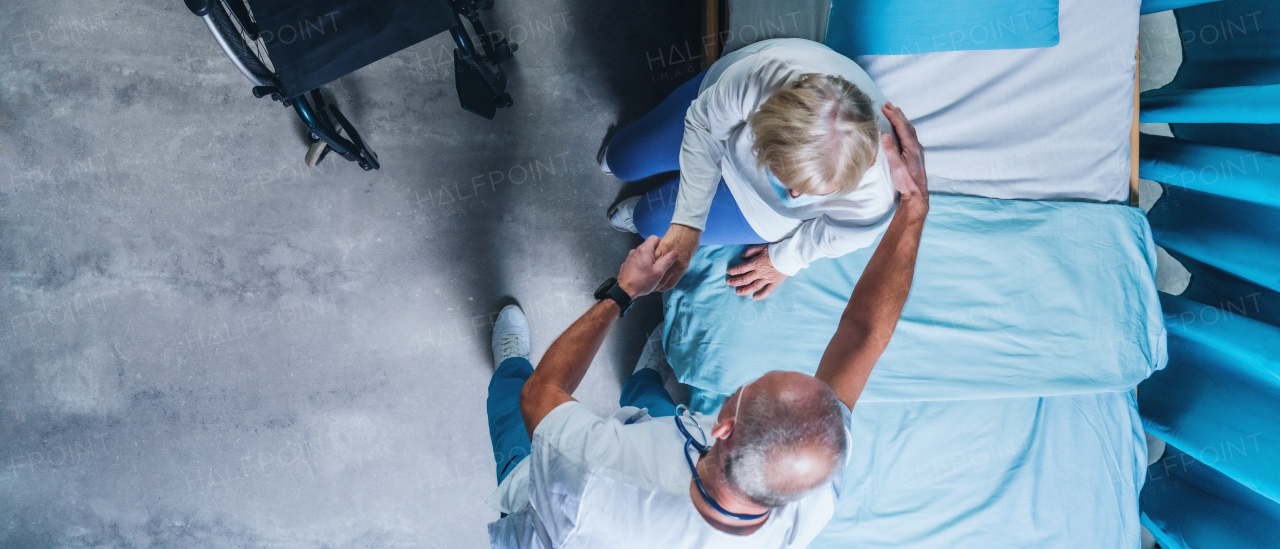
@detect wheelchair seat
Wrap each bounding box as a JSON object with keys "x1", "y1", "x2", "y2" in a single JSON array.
[
  {"x1": 250, "y1": 0, "x2": 455, "y2": 98},
  {"x1": 187, "y1": 0, "x2": 514, "y2": 170}
]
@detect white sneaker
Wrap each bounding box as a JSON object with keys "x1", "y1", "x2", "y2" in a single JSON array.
[
  {"x1": 633, "y1": 322, "x2": 672, "y2": 383},
  {"x1": 492, "y1": 305, "x2": 531, "y2": 368},
  {"x1": 608, "y1": 196, "x2": 640, "y2": 233},
  {"x1": 599, "y1": 145, "x2": 612, "y2": 175}
]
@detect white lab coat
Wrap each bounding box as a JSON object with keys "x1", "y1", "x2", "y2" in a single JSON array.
[{"x1": 485, "y1": 401, "x2": 853, "y2": 548}]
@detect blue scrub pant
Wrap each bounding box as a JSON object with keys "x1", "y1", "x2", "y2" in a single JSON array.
[
  {"x1": 604, "y1": 71, "x2": 767, "y2": 245},
  {"x1": 487, "y1": 358, "x2": 679, "y2": 484}
]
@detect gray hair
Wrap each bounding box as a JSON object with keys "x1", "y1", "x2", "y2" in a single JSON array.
[
  {"x1": 750, "y1": 73, "x2": 880, "y2": 196},
  {"x1": 723, "y1": 384, "x2": 847, "y2": 508}
]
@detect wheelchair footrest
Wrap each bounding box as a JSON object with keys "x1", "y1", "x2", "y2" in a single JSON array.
[{"x1": 453, "y1": 49, "x2": 511, "y2": 120}]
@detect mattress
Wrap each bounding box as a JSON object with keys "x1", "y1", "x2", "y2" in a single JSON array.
[{"x1": 725, "y1": 0, "x2": 1139, "y2": 203}]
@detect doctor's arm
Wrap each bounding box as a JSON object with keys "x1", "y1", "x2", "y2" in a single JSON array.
[
  {"x1": 814, "y1": 103, "x2": 929, "y2": 409},
  {"x1": 520, "y1": 236, "x2": 677, "y2": 437}
]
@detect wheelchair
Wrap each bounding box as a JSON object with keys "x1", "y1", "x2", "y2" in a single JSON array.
[{"x1": 185, "y1": 0, "x2": 516, "y2": 170}]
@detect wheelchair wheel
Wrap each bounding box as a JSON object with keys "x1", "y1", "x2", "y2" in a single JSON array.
[
  {"x1": 305, "y1": 141, "x2": 329, "y2": 168},
  {"x1": 304, "y1": 124, "x2": 339, "y2": 168},
  {"x1": 203, "y1": 0, "x2": 278, "y2": 87}
]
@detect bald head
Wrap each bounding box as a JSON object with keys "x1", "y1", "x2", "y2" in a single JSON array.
[{"x1": 720, "y1": 371, "x2": 847, "y2": 508}]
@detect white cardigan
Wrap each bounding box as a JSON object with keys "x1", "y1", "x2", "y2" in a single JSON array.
[{"x1": 674, "y1": 39, "x2": 897, "y2": 275}]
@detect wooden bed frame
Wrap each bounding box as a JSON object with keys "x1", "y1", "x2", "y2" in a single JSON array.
[
  {"x1": 703, "y1": 0, "x2": 726, "y2": 66},
  {"x1": 701, "y1": 0, "x2": 1143, "y2": 207},
  {"x1": 1131, "y1": 49, "x2": 1141, "y2": 206}
]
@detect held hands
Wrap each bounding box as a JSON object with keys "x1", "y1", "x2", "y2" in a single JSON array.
[
  {"x1": 618, "y1": 235, "x2": 680, "y2": 298},
  {"x1": 880, "y1": 102, "x2": 929, "y2": 209},
  {"x1": 726, "y1": 244, "x2": 787, "y2": 300},
  {"x1": 654, "y1": 224, "x2": 702, "y2": 292}
]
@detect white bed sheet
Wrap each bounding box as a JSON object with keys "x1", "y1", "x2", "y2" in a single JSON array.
[{"x1": 726, "y1": 0, "x2": 1139, "y2": 202}]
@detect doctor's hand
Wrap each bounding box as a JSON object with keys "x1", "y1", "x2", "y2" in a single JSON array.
[
  {"x1": 618, "y1": 235, "x2": 680, "y2": 298},
  {"x1": 655, "y1": 224, "x2": 702, "y2": 292},
  {"x1": 726, "y1": 244, "x2": 787, "y2": 300},
  {"x1": 881, "y1": 102, "x2": 929, "y2": 208}
]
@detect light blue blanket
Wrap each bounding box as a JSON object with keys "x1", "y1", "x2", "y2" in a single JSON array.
[
  {"x1": 660, "y1": 195, "x2": 1161, "y2": 546},
  {"x1": 663, "y1": 195, "x2": 1167, "y2": 409},
  {"x1": 813, "y1": 390, "x2": 1147, "y2": 548}
]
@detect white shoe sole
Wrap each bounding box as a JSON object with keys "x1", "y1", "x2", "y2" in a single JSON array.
[
  {"x1": 607, "y1": 196, "x2": 640, "y2": 233},
  {"x1": 599, "y1": 146, "x2": 612, "y2": 175}
]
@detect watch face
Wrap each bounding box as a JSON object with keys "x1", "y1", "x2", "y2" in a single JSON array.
[{"x1": 608, "y1": 284, "x2": 632, "y2": 310}]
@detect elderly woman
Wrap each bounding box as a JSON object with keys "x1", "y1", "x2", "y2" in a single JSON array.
[{"x1": 602, "y1": 38, "x2": 899, "y2": 299}]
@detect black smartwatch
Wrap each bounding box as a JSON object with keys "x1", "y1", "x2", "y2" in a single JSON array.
[{"x1": 594, "y1": 277, "x2": 634, "y2": 317}]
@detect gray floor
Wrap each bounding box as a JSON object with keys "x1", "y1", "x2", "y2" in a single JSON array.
[{"x1": 0, "y1": 0, "x2": 698, "y2": 546}]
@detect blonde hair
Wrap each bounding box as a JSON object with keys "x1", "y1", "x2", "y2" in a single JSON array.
[{"x1": 750, "y1": 73, "x2": 879, "y2": 196}]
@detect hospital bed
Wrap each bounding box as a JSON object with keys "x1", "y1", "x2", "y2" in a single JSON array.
[{"x1": 665, "y1": 0, "x2": 1162, "y2": 546}]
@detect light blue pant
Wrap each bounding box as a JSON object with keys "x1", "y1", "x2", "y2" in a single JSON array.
[{"x1": 487, "y1": 359, "x2": 679, "y2": 485}]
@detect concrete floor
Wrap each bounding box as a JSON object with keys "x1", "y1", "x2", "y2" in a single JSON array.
[{"x1": 0, "y1": 0, "x2": 698, "y2": 546}]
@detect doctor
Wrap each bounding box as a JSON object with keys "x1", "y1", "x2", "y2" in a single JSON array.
[{"x1": 485, "y1": 104, "x2": 928, "y2": 548}]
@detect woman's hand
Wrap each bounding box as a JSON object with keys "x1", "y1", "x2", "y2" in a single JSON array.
[
  {"x1": 655, "y1": 224, "x2": 703, "y2": 292},
  {"x1": 618, "y1": 235, "x2": 680, "y2": 298},
  {"x1": 726, "y1": 244, "x2": 787, "y2": 300}
]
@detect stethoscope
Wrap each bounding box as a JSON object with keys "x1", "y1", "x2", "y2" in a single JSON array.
[{"x1": 673, "y1": 401, "x2": 770, "y2": 522}]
